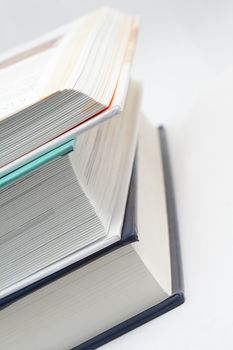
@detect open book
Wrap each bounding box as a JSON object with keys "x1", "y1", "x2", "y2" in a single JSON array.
[{"x1": 0, "y1": 7, "x2": 138, "y2": 172}]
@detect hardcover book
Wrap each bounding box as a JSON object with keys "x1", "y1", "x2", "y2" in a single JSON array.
[
  {"x1": 0, "y1": 117, "x2": 184, "y2": 349},
  {"x1": 0, "y1": 7, "x2": 184, "y2": 349}
]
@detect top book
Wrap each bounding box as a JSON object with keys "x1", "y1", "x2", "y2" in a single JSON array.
[{"x1": 0, "y1": 8, "x2": 138, "y2": 170}]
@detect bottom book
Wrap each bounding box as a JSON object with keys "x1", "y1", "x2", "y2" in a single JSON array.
[{"x1": 0, "y1": 118, "x2": 184, "y2": 350}]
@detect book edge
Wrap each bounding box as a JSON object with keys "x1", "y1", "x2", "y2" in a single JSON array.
[
  {"x1": 72, "y1": 126, "x2": 184, "y2": 350},
  {"x1": 158, "y1": 126, "x2": 184, "y2": 294},
  {"x1": 73, "y1": 293, "x2": 184, "y2": 350},
  {"x1": 0, "y1": 151, "x2": 138, "y2": 309}
]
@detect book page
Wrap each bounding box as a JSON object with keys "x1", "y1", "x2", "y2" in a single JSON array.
[
  {"x1": 135, "y1": 117, "x2": 172, "y2": 295},
  {"x1": 0, "y1": 8, "x2": 136, "y2": 122},
  {"x1": 0, "y1": 40, "x2": 58, "y2": 121}
]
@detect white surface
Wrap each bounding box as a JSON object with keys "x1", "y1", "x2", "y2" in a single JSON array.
[{"x1": 0, "y1": 1, "x2": 233, "y2": 349}]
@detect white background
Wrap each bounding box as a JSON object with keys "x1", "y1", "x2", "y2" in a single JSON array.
[{"x1": 0, "y1": 1, "x2": 233, "y2": 349}]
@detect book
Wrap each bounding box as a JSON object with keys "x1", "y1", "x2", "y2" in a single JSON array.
[
  {"x1": 0, "y1": 117, "x2": 184, "y2": 349},
  {"x1": 0, "y1": 7, "x2": 138, "y2": 173},
  {"x1": 0, "y1": 79, "x2": 141, "y2": 307},
  {"x1": 0, "y1": 7, "x2": 184, "y2": 348},
  {"x1": 0, "y1": 7, "x2": 139, "y2": 307}
]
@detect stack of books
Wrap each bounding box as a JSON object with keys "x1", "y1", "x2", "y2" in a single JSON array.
[{"x1": 0, "y1": 8, "x2": 184, "y2": 350}]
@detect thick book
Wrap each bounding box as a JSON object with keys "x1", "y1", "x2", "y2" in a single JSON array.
[
  {"x1": 74, "y1": 126, "x2": 185, "y2": 350},
  {"x1": 0, "y1": 152, "x2": 138, "y2": 309},
  {"x1": 0, "y1": 80, "x2": 141, "y2": 307},
  {"x1": 0, "y1": 120, "x2": 184, "y2": 349}
]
